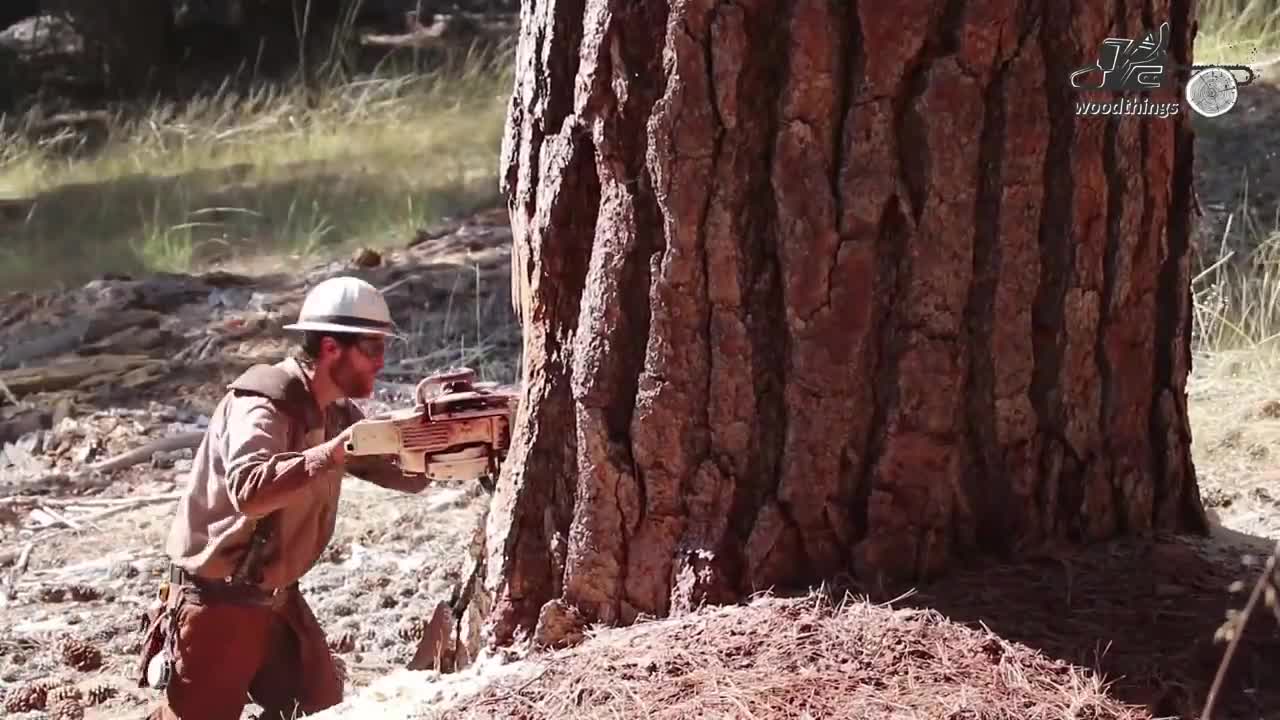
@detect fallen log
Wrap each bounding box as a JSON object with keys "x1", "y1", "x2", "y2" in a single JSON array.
[
  {"x1": 87, "y1": 431, "x2": 203, "y2": 474},
  {"x1": 127, "y1": 273, "x2": 218, "y2": 311},
  {"x1": 0, "y1": 431, "x2": 203, "y2": 497},
  {"x1": 77, "y1": 360, "x2": 174, "y2": 392},
  {"x1": 0, "y1": 354, "x2": 161, "y2": 396},
  {"x1": 82, "y1": 309, "x2": 165, "y2": 340},
  {"x1": 0, "y1": 405, "x2": 50, "y2": 445},
  {"x1": 79, "y1": 326, "x2": 171, "y2": 356},
  {"x1": 30, "y1": 505, "x2": 81, "y2": 530},
  {"x1": 74, "y1": 493, "x2": 182, "y2": 525},
  {"x1": 0, "y1": 309, "x2": 165, "y2": 370},
  {"x1": 2, "y1": 492, "x2": 182, "y2": 509},
  {"x1": 0, "y1": 317, "x2": 91, "y2": 369},
  {"x1": 0, "y1": 293, "x2": 32, "y2": 329},
  {"x1": 119, "y1": 361, "x2": 172, "y2": 390}
]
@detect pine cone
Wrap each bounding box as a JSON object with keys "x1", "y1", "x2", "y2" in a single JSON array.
[
  {"x1": 49, "y1": 696, "x2": 85, "y2": 720},
  {"x1": 90, "y1": 626, "x2": 119, "y2": 644},
  {"x1": 47, "y1": 685, "x2": 82, "y2": 705},
  {"x1": 3, "y1": 682, "x2": 47, "y2": 712},
  {"x1": 328, "y1": 601, "x2": 356, "y2": 618},
  {"x1": 68, "y1": 585, "x2": 101, "y2": 602},
  {"x1": 328, "y1": 630, "x2": 357, "y2": 654},
  {"x1": 86, "y1": 683, "x2": 118, "y2": 706},
  {"x1": 393, "y1": 644, "x2": 417, "y2": 665},
  {"x1": 357, "y1": 575, "x2": 391, "y2": 592},
  {"x1": 34, "y1": 677, "x2": 64, "y2": 692},
  {"x1": 397, "y1": 619, "x2": 427, "y2": 643},
  {"x1": 59, "y1": 640, "x2": 102, "y2": 672}
]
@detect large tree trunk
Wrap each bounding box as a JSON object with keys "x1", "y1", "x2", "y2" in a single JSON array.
[{"x1": 446, "y1": 0, "x2": 1209, "y2": 666}]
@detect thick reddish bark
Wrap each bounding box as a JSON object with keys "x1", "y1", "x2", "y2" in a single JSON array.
[{"x1": 444, "y1": 0, "x2": 1208, "y2": 664}]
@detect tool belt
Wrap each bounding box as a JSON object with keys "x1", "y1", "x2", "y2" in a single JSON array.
[{"x1": 166, "y1": 564, "x2": 292, "y2": 608}]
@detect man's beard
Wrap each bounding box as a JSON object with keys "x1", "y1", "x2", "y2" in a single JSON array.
[{"x1": 330, "y1": 356, "x2": 374, "y2": 398}]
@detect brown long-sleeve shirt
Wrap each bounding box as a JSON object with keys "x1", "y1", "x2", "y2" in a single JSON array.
[{"x1": 166, "y1": 357, "x2": 430, "y2": 589}]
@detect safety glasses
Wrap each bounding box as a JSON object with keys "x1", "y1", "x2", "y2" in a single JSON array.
[{"x1": 351, "y1": 337, "x2": 386, "y2": 359}]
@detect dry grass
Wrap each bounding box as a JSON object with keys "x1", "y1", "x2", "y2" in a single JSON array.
[
  {"x1": 385, "y1": 245, "x2": 522, "y2": 385},
  {"x1": 423, "y1": 592, "x2": 1155, "y2": 720},
  {"x1": 1187, "y1": 351, "x2": 1280, "y2": 475},
  {"x1": 0, "y1": 41, "x2": 514, "y2": 291},
  {"x1": 1192, "y1": 213, "x2": 1280, "y2": 356},
  {"x1": 1196, "y1": 0, "x2": 1280, "y2": 62},
  {"x1": 1186, "y1": 119, "x2": 1280, "y2": 546},
  {"x1": 1187, "y1": 208, "x2": 1280, "y2": 483}
]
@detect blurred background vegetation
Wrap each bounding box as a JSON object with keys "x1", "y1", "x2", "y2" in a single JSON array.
[
  {"x1": 0, "y1": 0, "x2": 516, "y2": 290},
  {"x1": 0, "y1": 0, "x2": 1279, "y2": 311}
]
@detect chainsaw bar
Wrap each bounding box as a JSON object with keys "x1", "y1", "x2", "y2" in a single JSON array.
[{"x1": 1173, "y1": 63, "x2": 1257, "y2": 86}]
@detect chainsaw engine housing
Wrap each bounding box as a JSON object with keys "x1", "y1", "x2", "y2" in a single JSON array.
[{"x1": 344, "y1": 368, "x2": 517, "y2": 481}]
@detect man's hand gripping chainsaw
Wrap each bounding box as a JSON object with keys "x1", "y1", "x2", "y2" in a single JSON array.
[{"x1": 344, "y1": 367, "x2": 518, "y2": 487}]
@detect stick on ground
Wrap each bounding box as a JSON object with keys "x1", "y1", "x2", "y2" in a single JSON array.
[
  {"x1": 0, "y1": 378, "x2": 18, "y2": 406},
  {"x1": 3, "y1": 542, "x2": 34, "y2": 600},
  {"x1": 1201, "y1": 539, "x2": 1280, "y2": 719},
  {"x1": 86, "y1": 431, "x2": 205, "y2": 474}
]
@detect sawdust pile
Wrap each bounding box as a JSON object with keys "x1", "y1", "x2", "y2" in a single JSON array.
[{"x1": 422, "y1": 592, "x2": 1156, "y2": 720}]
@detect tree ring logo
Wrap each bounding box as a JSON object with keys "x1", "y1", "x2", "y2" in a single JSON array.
[
  {"x1": 1185, "y1": 67, "x2": 1239, "y2": 118},
  {"x1": 1067, "y1": 20, "x2": 1255, "y2": 120}
]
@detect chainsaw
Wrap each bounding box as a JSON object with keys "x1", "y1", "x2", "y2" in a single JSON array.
[{"x1": 343, "y1": 367, "x2": 518, "y2": 485}]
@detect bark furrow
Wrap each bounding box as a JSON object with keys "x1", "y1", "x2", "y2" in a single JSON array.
[
  {"x1": 990, "y1": 10, "x2": 1049, "y2": 552},
  {"x1": 1154, "y1": 0, "x2": 1207, "y2": 533},
  {"x1": 1030, "y1": 0, "x2": 1080, "y2": 541},
  {"x1": 964, "y1": 0, "x2": 1016, "y2": 555},
  {"x1": 747, "y1": 0, "x2": 806, "y2": 594}
]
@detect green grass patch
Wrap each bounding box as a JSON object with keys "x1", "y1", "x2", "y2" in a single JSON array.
[
  {"x1": 1195, "y1": 0, "x2": 1280, "y2": 63},
  {"x1": 0, "y1": 43, "x2": 514, "y2": 291}
]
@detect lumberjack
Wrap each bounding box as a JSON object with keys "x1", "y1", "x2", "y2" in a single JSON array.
[{"x1": 137, "y1": 275, "x2": 432, "y2": 720}]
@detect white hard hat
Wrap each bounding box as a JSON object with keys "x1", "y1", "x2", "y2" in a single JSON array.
[{"x1": 283, "y1": 276, "x2": 398, "y2": 336}]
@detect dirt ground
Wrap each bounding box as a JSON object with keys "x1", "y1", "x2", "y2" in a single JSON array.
[
  {"x1": 0, "y1": 211, "x2": 516, "y2": 719},
  {"x1": 4, "y1": 75, "x2": 1280, "y2": 720}
]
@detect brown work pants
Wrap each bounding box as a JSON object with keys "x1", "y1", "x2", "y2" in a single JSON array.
[{"x1": 140, "y1": 583, "x2": 344, "y2": 720}]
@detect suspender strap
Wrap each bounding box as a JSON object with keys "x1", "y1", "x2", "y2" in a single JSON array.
[{"x1": 223, "y1": 363, "x2": 322, "y2": 587}]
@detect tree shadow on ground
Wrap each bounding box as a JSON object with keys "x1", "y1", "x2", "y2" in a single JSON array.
[
  {"x1": 0, "y1": 159, "x2": 500, "y2": 292},
  {"x1": 867, "y1": 523, "x2": 1280, "y2": 720}
]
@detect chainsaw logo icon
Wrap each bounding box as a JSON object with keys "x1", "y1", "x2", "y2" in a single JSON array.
[{"x1": 1070, "y1": 22, "x2": 1171, "y2": 91}]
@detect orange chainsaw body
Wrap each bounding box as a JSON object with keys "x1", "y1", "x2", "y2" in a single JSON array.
[{"x1": 344, "y1": 367, "x2": 518, "y2": 481}]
